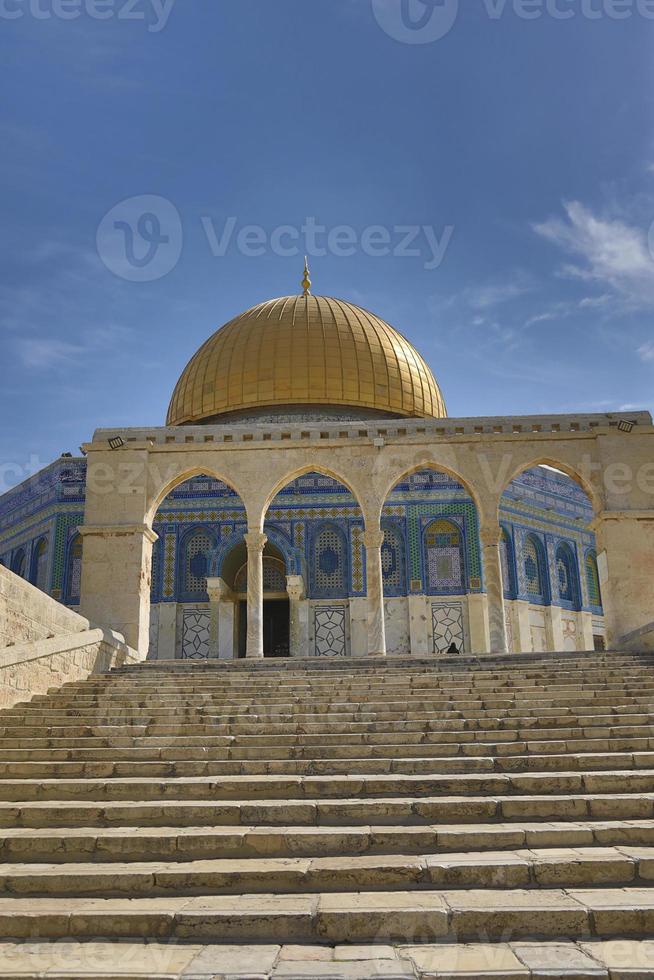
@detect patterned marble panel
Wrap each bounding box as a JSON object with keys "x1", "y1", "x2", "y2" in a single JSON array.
[
  {"x1": 181, "y1": 610, "x2": 210, "y2": 660},
  {"x1": 314, "y1": 605, "x2": 347, "y2": 657},
  {"x1": 431, "y1": 602, "x2": 464, "y2": 654}
]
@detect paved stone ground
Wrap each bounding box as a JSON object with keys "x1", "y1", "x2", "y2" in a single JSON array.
[
  {"x1": 0, "y1": 651, "x2": 653, "y2": 976},
  {"x1": 1, "y1": 939, "x2": 654, "y2": 977}
]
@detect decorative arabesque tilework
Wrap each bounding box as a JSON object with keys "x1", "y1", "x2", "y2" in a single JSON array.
[
  {"x1": 500, "y1": 528, "x2": 516, "y2": 598},
  {"x1": 64, "y1": 535, "x2": 83, "y2": 604},
  {"x1": 314, "y1": 605, "x2": 347, "y2": 657},
  {"x1": 181, "y1": 610, "x2": 210, "y2": 660},
  {"x1": 524, "y1": 535, "x2": 545, "y2": 599},
  {"x1": 556, "y1": 543, "x2": 578, "y2": 605},
  {"x1": 162, "y1": 531, "x2": 177, "y2": 600},
  {"x1": 351, "y1": 524, "x2": 365, "y2": 594},
  {"x1": 431, "y1": 602, "x2": 464, "y2": 654},
  {"x1": 585, "y1": 552, "x2": 602, "y2": 607},
  {"x1": 381, "y1": 521, "x2": 406, "y2": 595},
  {"x1": 183, "y1": 530, "x2": 214, "y2": 597},
  {"x1": 33, "y1": 537, "x2": 48, "y2": 592},
  {"x1": 311, "y1": 524, "x2": 347, "y2": 598},
  {"x1": 425, "y1": 520, "x2": 464, "y2": 592}
]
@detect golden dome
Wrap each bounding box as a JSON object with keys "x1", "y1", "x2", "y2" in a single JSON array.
[{"x1": 167, "y1": 294, "x2": 447, "y2": 425}]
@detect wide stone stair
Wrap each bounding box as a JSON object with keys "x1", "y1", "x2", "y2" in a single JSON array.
[{"x1": 1, "y1": 651, "x2": 654, "y2": 977}]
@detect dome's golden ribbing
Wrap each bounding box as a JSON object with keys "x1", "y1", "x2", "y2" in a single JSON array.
[{"x1": 167, "y1": 295, "x2": 447, "y2": 425}]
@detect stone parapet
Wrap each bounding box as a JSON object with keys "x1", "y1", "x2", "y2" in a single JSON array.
[{"x1": 0, "y1": 565, "x2": 90, "y2": 648}]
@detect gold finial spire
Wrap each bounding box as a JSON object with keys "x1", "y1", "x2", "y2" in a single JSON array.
[{"x1": 301, "y1": 256, "x2": 311, "y2": 297}]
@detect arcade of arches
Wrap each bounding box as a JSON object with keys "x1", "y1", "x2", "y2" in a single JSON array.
[{"x1": 1, "y1": 290, "x2": 653, "y2": 659}]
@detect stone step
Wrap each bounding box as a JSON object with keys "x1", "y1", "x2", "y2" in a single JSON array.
[
  {"x1": 4, "y1": 725, "x2": 654, "y2": 753},
  {"x1": 2, "y1": 733, "x2": 654, "y2": 762},
  {"x1": 10, "y1": 696, "x2": 654, "y2": 717},
  {"x1": 0, "y1": 886, "x2": 653, "y2": 943},
  {"x1": 0, "y1": 845, "x2": 648, "y2": 897},
  {"x1": 4, "y1": 717, "x2": 654, "y2": 749},
  {"x1": 19, "y1": 682, "x2": 654, "y2": 707},
  {"x1": 1, "y1": 793, "x2": 654, "y2": 828},
  {"x1": 0, "y1": 769, "x2": 653, "y2": 803},
  {"x1": 0, "y1": 938, "x2": 651, "y2": 979},
  {"x1": 3, "y1": 750, "x2": 654, "y2": 779},
  {"x1": 3, "y1": 820, "x2": 654, "y2": 863},
  {"x1": 6, "y1": 706, "x2": 654, "y2": 739}
]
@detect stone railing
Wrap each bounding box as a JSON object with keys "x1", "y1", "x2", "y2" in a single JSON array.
[
  {"x1": 0, "y1": 628, "x2": 140, "y2": 710},
  {"x1": 0, "y1": 564, "x2": 91, "y2": 648},
  {"x1": 622, "y1": 621, "x2": 654, "y2": 653},
  {"x1": 0, "y1": 566, "x2": 141, "y2": 709}
]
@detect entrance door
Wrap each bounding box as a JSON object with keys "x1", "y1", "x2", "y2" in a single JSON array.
[
  {"x1": 237, "y1": 598, "x2": 290, "y2": 658},
  {"x1": 263, "y1": 598, "x2": 290, "y2": 658}
]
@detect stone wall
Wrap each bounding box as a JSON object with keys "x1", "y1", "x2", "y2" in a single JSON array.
[
  {"x1": 0, "y1": 565, "x2": 141, "y2": 709},
  {"x1": 0, "y1": 629, "x2": 140, "y2": 710},
  {"x1": 0, "y1": 565, "x2": 90, "y2": 648}
]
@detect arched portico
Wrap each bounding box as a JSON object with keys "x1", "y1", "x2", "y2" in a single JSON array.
[{"x1": 79, "y1": 413, "x2": 654, "y2": 656}]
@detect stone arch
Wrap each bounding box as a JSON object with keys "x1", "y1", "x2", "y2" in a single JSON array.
[
  {"x1": 209, "y1": 525, "x2": 302, "y2": 579},
  {"x1": 260, "y1": 464, "x2": 366, "y2": 529},
  {"x1": 380, "y1": 461, "x2": 485, "y2": 523},
  {"x1": 146, "y1": 466, "x2": 249, "y2": 529},
  {"x1": 497, "y1": 455, "x2": 602, "y2": 520}
]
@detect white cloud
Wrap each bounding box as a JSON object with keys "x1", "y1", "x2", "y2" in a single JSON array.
[
  {"x1": 533, "y1": 201, "x2": 654, "y2": 308},
  {"x1": 638, "y1": 342, "x2": 654, "y2": 363}
]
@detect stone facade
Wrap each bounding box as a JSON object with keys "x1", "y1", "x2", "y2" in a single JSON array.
[
  {"x1": 69, "y1": 410, "x2": 653, "y2": 658},
  {"x1": 0, "y1": 446, "x2": 610, "y2": 661}
]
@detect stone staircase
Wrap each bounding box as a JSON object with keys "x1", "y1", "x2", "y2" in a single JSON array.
[{"x1": 0, "y1": 652, "x2": 654, "y2": 977}]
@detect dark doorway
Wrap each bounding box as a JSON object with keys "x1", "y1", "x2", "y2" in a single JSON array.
[
  {"x1": 237, "y1": 598, "x2": 290, "y2": 658},
  {"x1": 264, "y1": 598, "x2": 290, "y2": 657}
]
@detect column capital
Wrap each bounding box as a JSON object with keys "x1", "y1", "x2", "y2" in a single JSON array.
[
  {"x1": 479, "y1": 526, "x2": 503, "y2": 549},
  {"x1": 286, "y1": 575, "x2": 305, "y2": 601},
  {"x1": 206, "y1": 577, "x2": 233, "y2": 601},
  {"x1": 362, "y1": 529, "x2": 385, "y2": 550},
  {"x1": 79, "y1": 523, "x2": 159, "y2": 544},
  {"x1": 244, "y1": 531, "x2": 267, "y2": 552}
]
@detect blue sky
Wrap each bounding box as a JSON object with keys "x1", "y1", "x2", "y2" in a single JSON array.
[{"x1": 1, "y1": 0, "x2": 653, "y2": 490}]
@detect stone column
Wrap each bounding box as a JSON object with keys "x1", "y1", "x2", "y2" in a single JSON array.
[
  {"x1": 514, "y1": 600, "x2": 532, "y2": 653},
  {"x1": 408, "y1": 594, "x2": 430, "y2": 656},
  {"x1": 594, "y1": 511, "x2": 654, "y2": 648},
  {"x1": 480, "y1": 527, "x2": 508, "y2": 654},
  {"x1": 156, "y1": 602, "x2": 177, "y2": 660},
  {"x1": 467, "y1": 593, "x2": 490, "y2": 653},
  {"x1": 286, "y1": 575, "x2": 307, "y2": 658},
  {"x1": 79, "y1": 524, "x2": 157, "y2": 657},
  {"x1": 549, "y1": 605, "x2": 565, "y2": 651},
  {"x1": 580, "y1": 611, "x2": 595, "y2": 652},
  {"x1": 244, "y1": 531, "x2": 267, "y2": 659},
  {"x1": 363, "y1": 528, "x2": 386, "y2": 656},
  {"x1": 207, "y1": 578, "x2": 235, "y2": 660}
]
